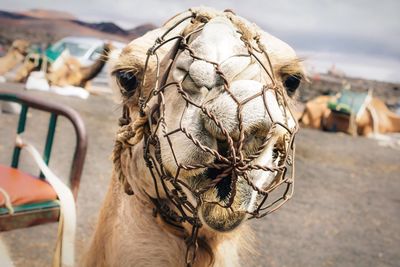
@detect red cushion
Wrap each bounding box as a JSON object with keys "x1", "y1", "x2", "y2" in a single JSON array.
[{"x1": 0, "y1": 164, "x2": 57, "y2": 206}]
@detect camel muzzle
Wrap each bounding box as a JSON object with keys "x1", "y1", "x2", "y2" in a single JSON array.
[{"x1": 114, "y1": 9, "x2": 299, "y2": 266}]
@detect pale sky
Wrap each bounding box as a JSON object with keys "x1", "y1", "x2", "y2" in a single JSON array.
[{"x1": 1, "y1": 0, "x2": 399, "y2": 82}]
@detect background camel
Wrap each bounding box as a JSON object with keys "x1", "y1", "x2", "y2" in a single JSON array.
[
  {"x1": 46, "y1": 42, "x2": 112, "y2": 88},
  {"x1": 83, "y1": 7, "x2": 304, "y2": 267},
  {"x1": 11, "y1": 42, "x2": 112, "y2": 87},
  {"x1": 0, "y1": 39, "x2": 30, "y2": 75},
  {"x1": 301, "y1": 95, "x2": 400, "y2": 136}
]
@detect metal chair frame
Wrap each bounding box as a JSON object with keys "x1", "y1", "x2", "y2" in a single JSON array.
[{"x1": 0, "y1": 90, "x2": 87, "y2": 230}]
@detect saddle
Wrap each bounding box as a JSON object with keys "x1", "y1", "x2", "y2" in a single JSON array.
[
  {"x1": 327, "y1": 89, "x2": 373, "y2": 135},
  {"x1": 328, "y1": 90, "x2": 371, "y2": 117}
]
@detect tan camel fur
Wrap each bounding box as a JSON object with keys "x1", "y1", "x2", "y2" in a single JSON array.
[
  {"x1": 83, "y1": 7, "x2": 304, "y2": 267},
  {"x1": 300, "y1": 95, "x2": 331, "y2": 130},
  {"x1": 0, "y1": 40, "x2": 30, "y2": 75},
  {"x1": 301, "y1": 95, "x2": 400, "y2": 135},
  {"x1": 46, "y1": 43, "x2": 112, "y2": 88},
  {"x1": 14, "y1": 57, "x2": 41, "y2": 83}
]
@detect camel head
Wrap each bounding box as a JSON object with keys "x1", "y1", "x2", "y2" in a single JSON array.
[
  {"x1": 111, "y1": 7, "x2": 303, "y2": 234},
  {"x1": 10, "y1": 39, "x2": 30, "y2": 56}
]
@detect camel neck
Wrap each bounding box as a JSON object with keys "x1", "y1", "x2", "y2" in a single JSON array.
[
  {"x1": 83, "y1": 144, "x2": 245, "y2": 266},
  {"x1": 84, "y1": 172, "x2": 247, "y2": 267},
  {"x1": 130, "y1": 188, "x2": 246, "y2": 267},
  {"x1": 79, "y1": 46, "x2": 110, "y2": 85},
  {"x1": 0, "y1": 50, "x2": 25, "y2": 75}
]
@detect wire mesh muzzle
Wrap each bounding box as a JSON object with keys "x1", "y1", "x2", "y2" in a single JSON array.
[
  {"x1": 119, "y1": 12, "x2": 300, "y2": 266},
  {"x1": 139, "y1": 16, "x2": 298, "y2": 224}
]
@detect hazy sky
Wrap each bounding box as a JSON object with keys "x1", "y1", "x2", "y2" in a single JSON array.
[{"x1": 1, "y1": 0, "x2": 399, "y2": 82}]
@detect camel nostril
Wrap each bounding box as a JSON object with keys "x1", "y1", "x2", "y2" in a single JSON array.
[
  {"x1": 217, "y1": 139, "x2": 230, "y2": 157},
  {"x1": 206, "y1": 165, "x2": 232, "y2": 201},
  {"x1": 216, "y1": 173, "x2": 232, "y2": 200},
  {"x1": 213, "y1": 140, "x2": 234, "y2": 200}
]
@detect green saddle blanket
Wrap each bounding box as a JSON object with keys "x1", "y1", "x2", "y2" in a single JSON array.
[
  {"x1": 45, "y1": 46, "x2": 64, "y2": 63},
  {"x1": 25, "y1": 45, "x2": 64, "y2": 65},
  {"x1": 328, "y1": 90, "x2": 369, "y2": 115}
]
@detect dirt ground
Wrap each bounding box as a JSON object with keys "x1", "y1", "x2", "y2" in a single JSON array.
[{"x1": 0, "y1": 83, "x2": 399, "y2": 267}]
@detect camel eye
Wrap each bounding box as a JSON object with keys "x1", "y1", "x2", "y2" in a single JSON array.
[
  {"x1": 115, "y1": 70, "x2": 138, "y2": 97},
  {"x1": 283, "y1": 74, "x2": 301, "y2": 94}
]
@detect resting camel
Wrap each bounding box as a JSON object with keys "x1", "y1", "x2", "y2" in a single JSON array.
[
  {"x1": 45, "y1": 43, "x2": 112, "y2": 88},
  {"x1": 0, "y1": 39, "x2": 30, "y2": 75},
  {"x1": 12, "y1": 43, "x2": 112, "y2": 87},
  {"x1": 83, "y1": 7, "x2": 304, "y2": 267},
  {"x1": 300, "y1": 95, "x2": 400, "y2": 136}
]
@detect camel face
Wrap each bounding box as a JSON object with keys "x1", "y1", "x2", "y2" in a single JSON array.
[
  {"x1": 0, "y1": 39, "x2": 31, "y2": 75},
  {"x1": 111, "y1": 8, "x2": 303, "y2": 233},
  {"x1": 11, "y1": 39, "x2": 30, "y2": 56}
]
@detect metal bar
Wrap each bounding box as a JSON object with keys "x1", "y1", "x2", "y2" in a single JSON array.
[
  {"x1": 39, "y1": 113, "x2": 58, "y2": 178},
  {"x1": 11, "y1": 104, "x2": 28, "y2": 168},
  {"x1": 0, "y1": 91, "x2": 87, "y2": 200}
]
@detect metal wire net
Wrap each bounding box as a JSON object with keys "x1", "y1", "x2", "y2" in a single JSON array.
[{"x1": 118, "y1": 11, "x2": 299, "y2": 266}]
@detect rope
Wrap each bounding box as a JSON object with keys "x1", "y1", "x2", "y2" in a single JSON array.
[
  {"x1": 112, "y1": 113, "x2": 148, "y2": 195},
  {"x1": 0, "y1": 187, "x2": 14, "y2": 215},
  {"x1": 16, "y1": 136, "x2": 76, "y2": 267},
  {"x1": 367, "y1": 104, "x2": 380, "y2": 136}
]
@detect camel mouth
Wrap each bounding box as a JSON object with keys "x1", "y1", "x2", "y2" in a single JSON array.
[
  {"x1": 190, "y1": 134, "x2": 285, "y2": 232},
  {"x1": 199, "y1": 202, "x2": 247, "y2": 232},
  {"x1": 199, "y1": 171, "x2": 250, "y2": 232},
  {"x1": 186, "y1": 163, "x2": 251, "y2": 232}
]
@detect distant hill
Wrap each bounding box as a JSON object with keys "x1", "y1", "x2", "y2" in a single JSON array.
[
  {"x1": 72, "y1": 20, "x2": 128, "y2": 36},
  {"x1": 20, "y1": 9, "x2": 78, "y2": 20},
  {"x1": 0, "y1": 9, "x2": 157, "y2": 47},
  {"x1": 127, "y1": 24, "x2": 156, "y2": 38},
  {"x1": 0, "y1": 10, "x2": 31, "y2": 20}
]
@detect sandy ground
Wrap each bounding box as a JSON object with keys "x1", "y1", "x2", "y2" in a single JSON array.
[{"x1": 0, "y1": 83, "x2": 399, "y2": 267}]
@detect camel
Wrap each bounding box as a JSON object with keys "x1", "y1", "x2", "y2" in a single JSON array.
[
  {"x1": 12, "y1": 43, "x2": 112, "y2": 87},
  {"x1": 83, "y1": 7, "x2": 304, "y2": 267},
  {"x1": 46, "y1": 43, "x2": 112, "y2": 88},
  {"x1": 0, "y1": 39, "x2": 30, "y2": 75},
  {"x1": 300, "y1": 94, "x2": 400, "y2": 136}
]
